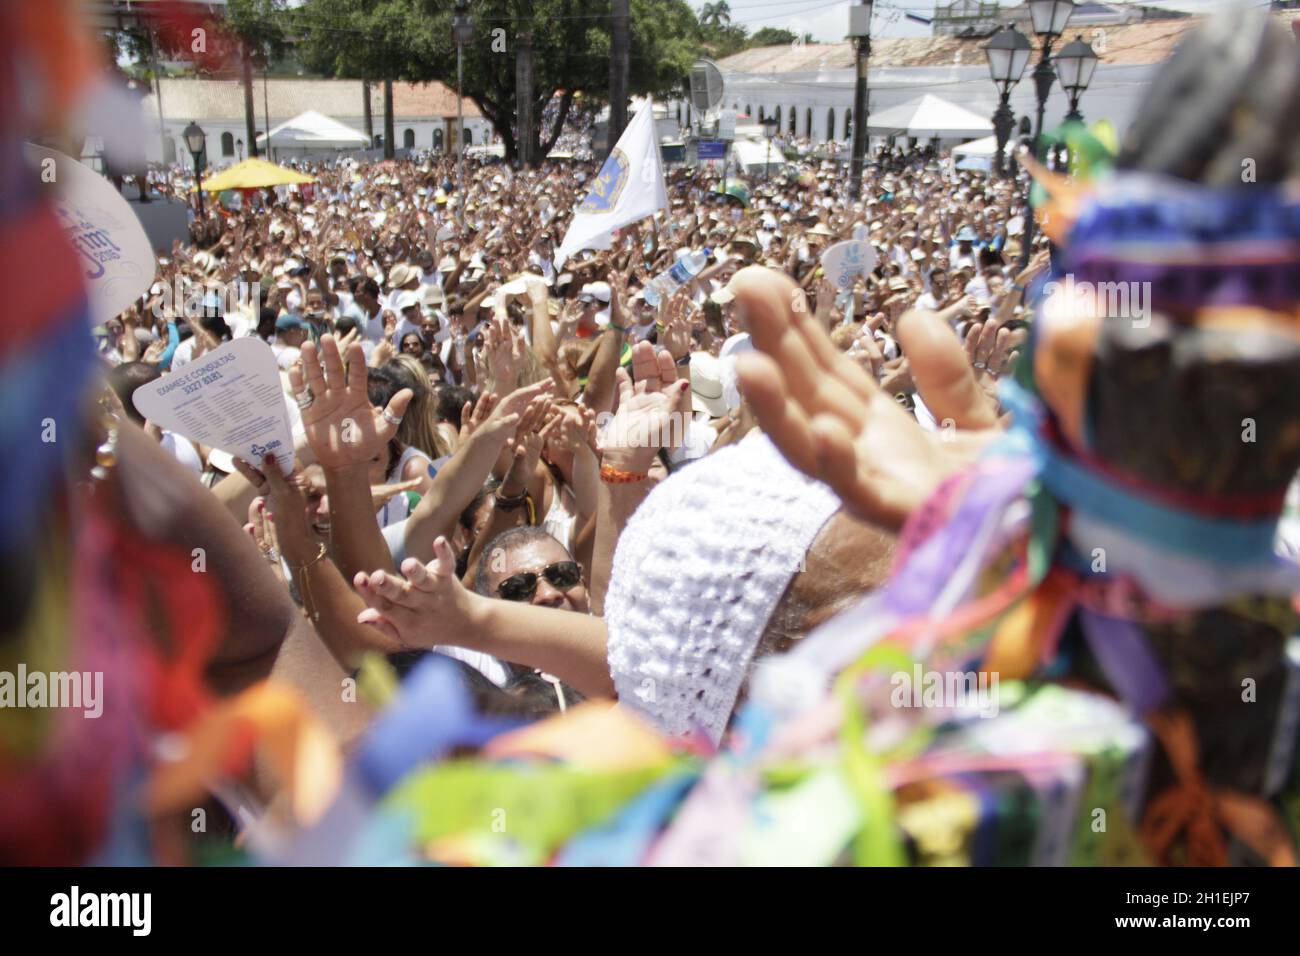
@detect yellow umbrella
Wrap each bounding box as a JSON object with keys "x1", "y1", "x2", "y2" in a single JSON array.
[{"x1": 199, "y1": 157, "x2": 316, "y2": 192}]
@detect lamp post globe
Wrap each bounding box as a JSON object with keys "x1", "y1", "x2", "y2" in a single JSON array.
[{"x1": 182, "y1": 120, "x2": 207, "y2": 218}]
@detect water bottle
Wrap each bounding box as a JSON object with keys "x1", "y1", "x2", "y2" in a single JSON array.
[{"x1": 643, "y1": 248, "x2": 710, "y2": 308}]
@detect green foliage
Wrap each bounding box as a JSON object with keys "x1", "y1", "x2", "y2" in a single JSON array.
[
  {"x1": 699, "y1": 1, "x2": 731, "y2": 28},
  {"x1": 204, "y1": 0, "x2": 809, "y2": 161},
  {"x1": 225, "y1": 0, "x2": 290, "y2": 64},
  {"x1": 292, "y1": 0, "x2": 697, "y2": 161},
  {"x1": 750, "y1": 27, "x2": 797, "y2": 47}
]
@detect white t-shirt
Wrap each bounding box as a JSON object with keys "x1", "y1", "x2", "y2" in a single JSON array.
[
  {"x1": 271, "y1": 342, "x2": 301, "y2": 370},
  {"x1": 169, "y1": 336, "x2": 199, "y2": 369},
  {"x1": 160, "y1": 430, "x2": 203, "y2": 475}
]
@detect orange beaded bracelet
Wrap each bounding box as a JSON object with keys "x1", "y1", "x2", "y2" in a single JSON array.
[{"x1": 600, "y1": 463, "x2": 649, "y2": 484}]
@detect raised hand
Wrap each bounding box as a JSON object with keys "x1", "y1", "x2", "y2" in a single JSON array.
[
  {"x1": 599, "y1": 340, "x2": 690, "y2": 474},
  {"x1": 1015, "y1": 248, "x2": 1052, "y2": 288},
  {"x1": 502, "y1": 400, "x2": 555, "y2": 496},
  {"x1": 458, "y1": 391, "x2": 497, "y2": 445},
  {"x1": 336, "y1": 325, "x2": 360, "y2": 355},
  {"x1": 485, "y1": 379, "x2": 554, "y2": 442},
  {"x1": 482, "y1": 315, "x2": 525, "y2": 392},
  {"x1": 370, "y1": 339, "x2": 396, "y2": 367},
  {"x1": 245, "y1": 496, "x2": 284, "y2": 577},
  {"x1": 660, "y1": 292, "x2": 693, "y2": 361},
  {"x1": 289, "y1": 333, "x2": 412, "y2": 471},
  {"x1": 354, "y1": 537, "x2": 472, "y2": 649},
  {"x1": 732, "y1": 266, "x2": 999, "y2": 532},
  {"x1": 238, "y1": 453, "x2": 319, "y2": 568}
]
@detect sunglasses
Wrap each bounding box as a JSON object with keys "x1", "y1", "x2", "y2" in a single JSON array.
[{"x1": 496, "y1": 560, "x2": 582, "y2": 602}]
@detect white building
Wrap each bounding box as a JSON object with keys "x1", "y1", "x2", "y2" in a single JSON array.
[
  {"x1": 140, "y1": 77, "x2": 494, "y2": 168},
  {"x1": 667, "y1": 16, "x2": 1206, "y2": 150}
]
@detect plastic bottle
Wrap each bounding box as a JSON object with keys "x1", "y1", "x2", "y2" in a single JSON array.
[{"x1": 642, "y1": 248, "x2": 710, "y2": 308}]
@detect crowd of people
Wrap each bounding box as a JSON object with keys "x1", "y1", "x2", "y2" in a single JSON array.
[
  {"x1": 87, "y1": 138, "x2": 1067, "y2": 829},
  {"x1": 11, "y1": 3, "x2": 1300, "y2": 868}
]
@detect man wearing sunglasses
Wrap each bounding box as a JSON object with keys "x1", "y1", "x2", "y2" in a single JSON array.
[{"x1": 473, "y1": 526, "x2": 588, "y2": 613}]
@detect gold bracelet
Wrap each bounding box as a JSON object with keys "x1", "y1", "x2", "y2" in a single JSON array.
[{"x1": 290, "y1": 542, "x2": 328, "y2": 622}]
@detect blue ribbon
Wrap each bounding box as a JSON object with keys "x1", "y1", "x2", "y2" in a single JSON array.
[{"x1": 998, "y1": 380, "x2": 1281, "y2": 564}]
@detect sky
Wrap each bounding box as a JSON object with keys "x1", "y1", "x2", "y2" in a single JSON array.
[{"x1": 690, "y1": 0, "x2": 1247, "y2": 44}]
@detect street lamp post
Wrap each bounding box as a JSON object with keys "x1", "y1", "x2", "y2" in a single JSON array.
[
  {"x1": 983, "y1": 26, "x2": 1031, "y2": 179},
  {"x1": 452, "y1": 2, "x2": 474, "y2": 229},
  {"x1": 183, "y1": 120, "x2": 207, "y2": 219},
  {"x1": 1020, "y1": 0, "x2": 1076, "y2": 268},
  {"x1": 847, "y1": 0, "x2": 873, "y2": 200},
  {"x1": 762, "y1": 115, "x2": 778, "y2": 181},
  {"x1": 1055, "y1": 34, "x2": 1099, "y2": 122}
]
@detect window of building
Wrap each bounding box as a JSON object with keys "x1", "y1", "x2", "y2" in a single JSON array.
[
  {"x1": 827, "y1": 109, "x2": 835, "y2": 141},
  {"x1": 805, "y1": 108, "x2": 813, "y2": 138},
  {"x1": 220, "y1": 131, "x2": 234, "y2": 156},
  {"x1": 403, "y1": 128, "x2": 415, "y2": 148}
]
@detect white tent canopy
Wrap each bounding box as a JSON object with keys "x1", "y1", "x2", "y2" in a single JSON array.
[
  {"x1": 952, "y1": 134, "x2": 999, "y2": 157},
  {"x1": 867, "y1": 94, "x2": 993, "y2": 140},
  {"x1": 731, "y1": 138, "x2": 784, "y2": 177},
  {"x1": 257, "y1": 110, "x2": 370, "y2": 149}
]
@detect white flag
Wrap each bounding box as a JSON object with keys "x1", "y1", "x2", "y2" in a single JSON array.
[{"x1": 556, "y1": 100, "x2": 668, "y2": 268}]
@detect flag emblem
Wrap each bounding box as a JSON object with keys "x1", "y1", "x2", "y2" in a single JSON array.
[{"x1": 579, "y1": 148, "x2": 630, "y2": 214}]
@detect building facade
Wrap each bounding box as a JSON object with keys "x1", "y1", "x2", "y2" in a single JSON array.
[
  {"x1": 140, "y1": 78, "x2": 494, "y2": 168},
  {"x1": 668, "y1": 13, "x2": 1222, "y2": 149}
]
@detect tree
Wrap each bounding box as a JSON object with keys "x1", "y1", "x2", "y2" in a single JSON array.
[
  {"x1": 700, "y1": 1, "x2": 731, "y2": 28},
  {"x1": 294, "y1": 0, "x2": 417, "y2": 158},
  {"x1": 295, "y1": 0, "x2": 698, "y2": 165},
  {"x1": 750, "y1": 27, "x2": 797, "y2": 47},
  {"x1": 225, "y1": 0, "x2": 288, "y2": 158},
  {"x1": 235, "y1": 0, "x2": 747, "y2": 165}
]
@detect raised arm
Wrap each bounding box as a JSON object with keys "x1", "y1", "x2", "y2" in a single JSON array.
[
  {"x1": 290, "y1": 335, "x2": 413, "y2": 582},
  {"x1": 582, "y1": 271, "x2": 631, "y2": 417},
  {"x1": 402, "y1": 380, "x2": 553, "y2": 564},
  {"x1": 589, "y1": 342, "x2": 689, "y2": 614},
  {"x1": 249, "y1": 454, "x2": 407, "y2": 673},
  {"x1": 356, "y1": 538, "x2": 615, "y2": 699}
]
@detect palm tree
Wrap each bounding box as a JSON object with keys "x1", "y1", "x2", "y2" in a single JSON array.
[{"x1": 700, "y1": 1, "x2": 732, "y2": 28}]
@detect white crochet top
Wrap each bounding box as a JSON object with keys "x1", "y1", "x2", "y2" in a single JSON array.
[{"x1": 604, "y1": 433, "x2": 841, "y2": 744}]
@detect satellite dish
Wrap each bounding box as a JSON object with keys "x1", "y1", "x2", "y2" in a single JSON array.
[{"x1": 689, "y1": 59, "x2": 724, "y2": 114}]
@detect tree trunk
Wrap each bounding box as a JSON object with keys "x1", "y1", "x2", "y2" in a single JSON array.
[
  {"x1": 515, "y1": 29, "x2": 535, "y2": 167},
  {"x1": 363, "y1": 79, "x2": 374, "y2": 144},
  {"x1": 383, "y1": 79, "x2": 395, "y2": 159},
  {"x1": 242, "y1": 44, "x2": 259, "y2": 157},
  {"x1": 537, "y1": 89, "x2": 573, "y2": 158},
  {"x1": 475, "y1": 95, "x2": 516, "y2": 163},
  {"x1": 607, "y1": 0, "x2": 630, "y2": 157}
]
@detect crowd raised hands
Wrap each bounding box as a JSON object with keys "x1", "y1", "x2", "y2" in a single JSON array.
[{"x1": 116, "y1": 143, "x2": 1066, "y2": 743}]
